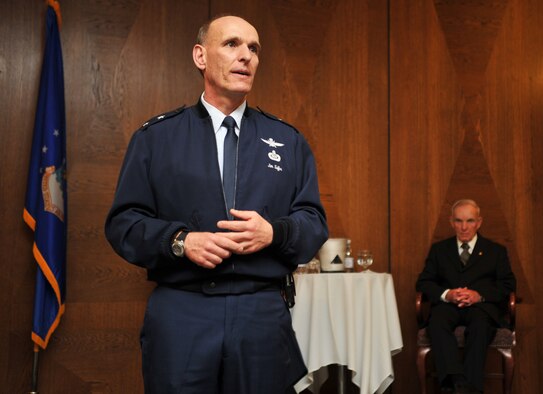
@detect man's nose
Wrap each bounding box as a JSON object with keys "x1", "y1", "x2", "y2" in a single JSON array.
[{"x1": 239, "y1": 45, "x2": 253, "y2": 61}]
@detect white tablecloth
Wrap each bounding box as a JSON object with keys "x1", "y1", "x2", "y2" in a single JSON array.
[{"x1": 291, "y1": 272, "x2": 403, "y2": 394}]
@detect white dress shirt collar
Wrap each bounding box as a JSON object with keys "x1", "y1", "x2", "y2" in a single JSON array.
[
  {"x1": 457, "y1": 234, "x2": 478, "y2": 253},
  {"x1": 200, "y1": 92, "x2": 245, "y2": 135}
]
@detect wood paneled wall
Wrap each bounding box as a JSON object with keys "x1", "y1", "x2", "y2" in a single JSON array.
[
  {"x1": 1, "y1": 0, "x2": 541, "y2": 393},
  {"x1": 390, "y1": 0, "x2": 542, "y2": 393}
]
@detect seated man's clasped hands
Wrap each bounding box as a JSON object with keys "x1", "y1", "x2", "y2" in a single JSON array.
[{"x1": 446, "y1": 287, "x2": 483, "y2": 308}]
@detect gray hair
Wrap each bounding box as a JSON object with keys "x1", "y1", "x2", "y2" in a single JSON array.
[{"x1": 451, "y1": 199, "x2": 480, "y2": 216}]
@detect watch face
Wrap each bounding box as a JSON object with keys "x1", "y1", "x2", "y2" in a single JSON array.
[{"x1": 172, "y1": 241, "x2": 184, "y2": 257}]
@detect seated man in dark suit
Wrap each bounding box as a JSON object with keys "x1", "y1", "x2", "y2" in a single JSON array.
[{"x1": 416, "y1": 199, "x2": 516, "y2": 394}]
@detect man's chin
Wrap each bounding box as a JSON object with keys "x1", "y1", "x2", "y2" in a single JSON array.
[
  {"x1": 224, "y1": 87, "x2": 252, "y2": 100},
  {"x1": 232, "y1": 85, "x2": 253, "y2": 95},
  {"x1": 228, "y1": 78, "x2": 253, "y2": 91}
]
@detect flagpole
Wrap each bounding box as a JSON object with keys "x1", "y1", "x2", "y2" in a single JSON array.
[{"x1": 30, "y1": 344, "x2": 39, "y2": 394}]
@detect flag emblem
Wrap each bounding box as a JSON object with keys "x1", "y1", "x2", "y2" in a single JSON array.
[{"x1": 42, "y1": 164, "x2": 66, "y2": 222}]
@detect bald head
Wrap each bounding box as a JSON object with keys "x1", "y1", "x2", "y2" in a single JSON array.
[{"x1": 197, "y1": 15, "x2": 257, "y2": 45}]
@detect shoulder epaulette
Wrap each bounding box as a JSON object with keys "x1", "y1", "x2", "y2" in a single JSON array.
[
  {"x1": 257, "y1": 106, "x2": 300, "y2": 134},
  {"x1": 141, "y1": 105, "x2": 186, "y2": 130}
]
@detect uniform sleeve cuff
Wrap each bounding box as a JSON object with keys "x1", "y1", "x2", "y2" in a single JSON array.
[{"x1": 270, "y1": 218, "x2": 291, "y2": 250}]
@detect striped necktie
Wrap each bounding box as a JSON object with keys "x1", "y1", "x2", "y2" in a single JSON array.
[{"x1": 460, "y1": 243, "x2": 470, "y2": 266}]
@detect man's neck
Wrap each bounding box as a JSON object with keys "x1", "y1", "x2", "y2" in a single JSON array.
[
  {"x1": 457, "y1": 234, "x2": 478, "y2": 246},
  {"x1": 203, "y1": 91, "x2": 246, "y2": 115}
]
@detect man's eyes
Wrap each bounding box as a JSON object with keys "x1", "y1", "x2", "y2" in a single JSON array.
[{"x1": 224, "y1": 41, "x2": 259, "y2": 54}]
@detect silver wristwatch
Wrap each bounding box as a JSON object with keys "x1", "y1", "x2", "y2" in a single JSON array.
[{"x1": 171, "y1": 230, "x2": 188, "y2": 257}]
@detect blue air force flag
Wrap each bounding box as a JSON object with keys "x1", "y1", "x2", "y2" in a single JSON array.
[{"x1": 23, "y1": 5, "x2": 67, "y2": 350}]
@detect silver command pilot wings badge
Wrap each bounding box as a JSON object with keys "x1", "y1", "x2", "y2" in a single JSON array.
[{"x1": 260, "y1": 138, "x2": 284, "y2": 148}]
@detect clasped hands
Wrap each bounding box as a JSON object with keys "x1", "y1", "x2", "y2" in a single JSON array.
[
  {"x1": 446, "y1": 287, "x2": 483, "y2": 308},
  {"x1": 183, "y1": 209, "x2": 273, "y2": 269}
]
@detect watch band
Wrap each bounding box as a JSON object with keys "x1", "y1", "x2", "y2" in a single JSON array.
[{"x1": 172, "y1": 229, "x2": 188, "y2": 244}]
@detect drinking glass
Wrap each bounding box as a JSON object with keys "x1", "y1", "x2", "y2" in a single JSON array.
[{"x1": 356, "y1": 250, "x2": 373, "y2": 271}]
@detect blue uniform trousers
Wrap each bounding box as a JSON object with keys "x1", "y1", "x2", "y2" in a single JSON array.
[{"x1": 140, "y1": 286, "x2": 306, "y2": 394}]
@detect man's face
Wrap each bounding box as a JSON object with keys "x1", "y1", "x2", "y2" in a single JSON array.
[
  {"x1": 195, "y1": 16, "x2": 260, "y2": 103},
  {"x1": 450, "y1": 204, "x2": 482, "y2": 243}
]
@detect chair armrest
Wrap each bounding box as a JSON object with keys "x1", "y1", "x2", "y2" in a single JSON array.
[
  {"x1": 509, "y1": 292, "x2": 516, "y2": 330},
  {"x1": 416, "y1": 291, "x2": 425, "y2": 326}
]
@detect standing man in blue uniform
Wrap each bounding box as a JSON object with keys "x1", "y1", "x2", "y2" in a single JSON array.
[
  {"x1": 105, "y1": 14, "x2": 328, "y2": 394},
  {"x1": 416, "y1": 199, "x2": 516, "y2": 394}
]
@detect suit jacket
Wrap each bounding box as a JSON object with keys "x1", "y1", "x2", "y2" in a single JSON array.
[{"x1": 416, "y1": 234, "x2": 516, "y2": 326}]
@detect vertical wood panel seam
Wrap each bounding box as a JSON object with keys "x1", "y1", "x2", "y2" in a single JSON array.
[{"x1": 387, "y1": 0, "x2": 392, "y2": 276}]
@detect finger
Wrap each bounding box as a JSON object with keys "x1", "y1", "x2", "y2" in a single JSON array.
[
  {"x1": 229, "y1": 209, "x2": 254, "y2": 220},
  {"x1": 213, "y1": 233, "x2": 244, "y2": 253},
  {"x1": 190, "y1": 254, "x2": 219, "y2": 269},
  {"x1": 208, "y1": 233, "x2": 242, "y2": 253},
  {"x1": 217, "y1": 220, "x2": 246, "y2": 232},
  {"x1": 185, "y1": 237, "x2": 234, "y2": 264},
  {"x1": 218, "y1": 231, "x2": 251, "y2": 245},
  {"x1": 194, "y1": 250, "x2": 228, "y2": 269},
  {"x1": 196, "y1": 260, "x2": 218, "y2": 269}
]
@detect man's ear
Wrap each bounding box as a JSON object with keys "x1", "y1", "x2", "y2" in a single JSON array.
[{"x1": 193, "y1": 44, "x2": 206, "y2": 71}]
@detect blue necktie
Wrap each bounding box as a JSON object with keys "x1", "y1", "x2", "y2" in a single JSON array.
[{"x1": 222, "y1": 116, "x2": 237, "y2": 220}]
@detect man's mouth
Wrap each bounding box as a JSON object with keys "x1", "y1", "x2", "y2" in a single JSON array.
[{"x1": 232, "y1": 70, "x2": 250, "y2": 76}]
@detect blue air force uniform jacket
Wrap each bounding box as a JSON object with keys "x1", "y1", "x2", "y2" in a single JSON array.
[{"x1": 105, "y1": 100, "x2": 328, "y2": 287}]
